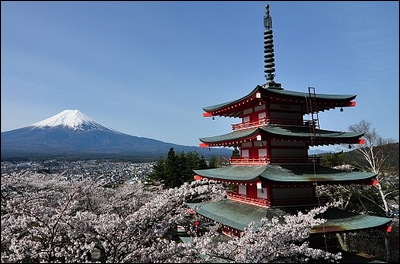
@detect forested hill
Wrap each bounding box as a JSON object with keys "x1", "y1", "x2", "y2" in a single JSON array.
[
  {"x1": 320, "y1": 143, "x2": 399, "y2": 173},
  {"x1": 347, "y1": 142, "x2": 398, "y2": 171}
]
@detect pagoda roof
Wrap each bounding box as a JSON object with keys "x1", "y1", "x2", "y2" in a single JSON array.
[
  {"x1": 193, "y1": 164, "x2": 376, "y2": 184},
  {"x1": 203, "y1": 85, "x2": 357, "y2": 118},
  {"x1": 199, "y1": 125, "x2": 364, "y2": 147},
  {"x1": 187, "y1": 200, "x2": 392, "y2": 234}
]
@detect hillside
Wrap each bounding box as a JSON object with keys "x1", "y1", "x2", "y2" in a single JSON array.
[
  {"x1": 317, "y1": 143, "x2": 399, "y2": 173},
  {"x1": 343, "y1": 142, "x2": 399, "y2": 172}
]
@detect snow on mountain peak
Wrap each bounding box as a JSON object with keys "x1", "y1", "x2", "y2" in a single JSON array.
[{"x1": 30, "y1": 109, "x2": 110, "y2": 131}]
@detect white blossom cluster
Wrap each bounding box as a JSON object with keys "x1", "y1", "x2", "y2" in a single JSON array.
[{"x1": 1, "y1": 172, "x2": 341, "y2": 263}]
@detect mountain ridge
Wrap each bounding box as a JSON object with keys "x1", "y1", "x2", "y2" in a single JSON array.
[{"x1": 1, "y1": 110, "x2": 231, "y2": 161}]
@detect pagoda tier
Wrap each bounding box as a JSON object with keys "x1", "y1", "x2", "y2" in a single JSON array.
[
  {"x1": 199, "y1": 126, "x2": 364, "y2": 165},
  {"x1": 187, "y1": 200, "x2": 392, "y2": 237},
  {"x1": 200, "y1": 84, "x2": 363, "y2": 165},
  {"x1": 194, "y1": 164, "x2": 377, "y2": 207},
  {"x1": 199, "y1": 125, "x2": 364, "y2": 147},
  {"x1": 202, "y1": 85, "x2": 356, "y2": 119},
  {"x1": 194, "y1": 164, "x2": 377, "y2": 184}
]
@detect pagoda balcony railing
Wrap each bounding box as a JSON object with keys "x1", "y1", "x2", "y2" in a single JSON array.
[
  {"x1": 230, "y1": 157, "x2": 320, "y2": 165},
  {"x1": 227, "y1": 192, "x2": 270, "y2": 208},
  {"x1": 231, "y1": 118, "x2": 316, "y2": 131},
  {"x1": 230, "y1": 157, "x2": 268, "y2": 165},
  {"x1": 227, "y1": 193, "x2": 328, "y2": 208}
]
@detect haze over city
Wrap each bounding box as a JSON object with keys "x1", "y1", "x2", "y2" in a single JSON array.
[{"x1": 1, "y1": 1, "x2": 398, "y2": 152}]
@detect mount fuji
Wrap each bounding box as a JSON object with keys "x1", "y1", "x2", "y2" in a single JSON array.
[
  {"x1": 1, "y1": 109, "x2": 230, "y2": 161},
  {"x1": 30, "y1": 109, "x2": 116, "y2": 132}
]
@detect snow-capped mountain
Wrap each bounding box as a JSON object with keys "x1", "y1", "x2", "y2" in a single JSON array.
[
  {"x1": 30, "y1": 109, "x2": 115, "y2": 132},
  {"x1": 1, "y1": 110, "x2": 231, "y2": 161}
]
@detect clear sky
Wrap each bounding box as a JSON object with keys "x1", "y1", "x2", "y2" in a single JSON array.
[{"x1": 1, "y1": 1, "x2": 399, "y2": 150}]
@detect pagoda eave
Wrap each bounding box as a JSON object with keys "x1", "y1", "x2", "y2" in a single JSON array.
[
  {"x1": 194, "y1": 164, "x2": 377, "y2": 183},
  {"x1": 199, "y1": 126, "x2": 364, "y2": 148},
  {"x1": 186, "y1": 201, "x2": 392, "y2": 235}
]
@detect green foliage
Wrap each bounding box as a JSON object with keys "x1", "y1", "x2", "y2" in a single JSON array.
[
  {"x1": 147, "y1": 157, "x2": 165, "y2": 183},
  {"x1": 198, "y1": 156, "x2": 209, "y2": 169},
  {"x1": 208, "y1": 156, "x2": 218, "y2": 168},
  {"x1": 163, "y1": 148, "x2": 180, "y2": 188},
  {"x1": 344, "y1": 143, "x2": 399, "y2": 173},
  {"x1": 148, "y1": 148, "x2": 211, "y2": 188},
  {"x1": 320, "y1": 151, "x2": 347, "y2": 168},
  {"x1": 320, "y1": 143, "x2": 399, "y2": 175}
]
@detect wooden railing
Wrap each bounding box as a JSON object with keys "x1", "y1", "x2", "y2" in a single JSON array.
[
  {"x1": 230, "y1": 157, "x2": 268, "y2": 165},
  {"x1": 228, "y1": 192, "x2": 328, "y2": 207},
  {"x1": 230, "y1": 157, "x2": 320, "y2": 165},
  {"x1": 231, "y1": 118, "x2": 314, "y2": 131},
  {"x1": 227, "y1": 192, "x2": 270, "y2": 208},
  {"x1": 231, "y1": 118, "x2": 268, "y2": 131}
]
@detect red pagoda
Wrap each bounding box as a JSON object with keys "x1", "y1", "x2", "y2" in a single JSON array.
[{"x1": 190, "y1": 4, "x2": 392, "y2": 243}]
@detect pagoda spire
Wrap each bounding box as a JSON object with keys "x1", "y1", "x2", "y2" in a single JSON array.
[{"x1": 263, "y1": 4, "x2": 281, "y2": 89}]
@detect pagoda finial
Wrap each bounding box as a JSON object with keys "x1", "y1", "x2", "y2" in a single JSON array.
[
  {"x1": 263, "y1": 4, "x2": 280, "y2": 89},
  {"x1": 264, "y1": 4, "x2": 272, "y2": 29}
]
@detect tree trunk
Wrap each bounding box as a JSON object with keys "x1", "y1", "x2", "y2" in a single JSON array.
[
  {"x1": 336, "y1": 233, "x2": 348, "y2": 251},
  {"x1": 385, "y1": 235, "x2": 390, "y2": 262}
]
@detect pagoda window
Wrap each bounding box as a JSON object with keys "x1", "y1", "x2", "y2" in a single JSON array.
[
  {"x1": 258, "y1": 148, "x2": 267, "y2": 158},
  {"x1": 258, "y1": 111, "x2": 266, "y2": 121},
  {"x1": 254, "y1": 104, "x2": 266, "y2": 112},
  {"x1": 254, "y1": 141, "x2": 266, "y2": 147},
  {"x1": 257, "y1": 187, "x2": 267, "y2": 199},
  {"x1": 243, "y1": 108, "x2": 253, "y2": 115},
  {"x1": 241, "y1": 149, "x2": 249, "y2": 158},
  {"x1": 242, "y1": 142, "x2": 253, "y2": 148},
  {"x1": 238, "y1": 184, "x2": 247, "y2": 195},
  {"x1": 243, "y1": 116, "x2": 250, "y2": 123}
]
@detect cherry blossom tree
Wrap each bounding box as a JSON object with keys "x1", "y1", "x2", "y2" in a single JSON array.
[
  {"x1": 348, "y1": 120, "x2": 398, "y2": 218},
  {"x1": 2, "y1": 172, "x2": 341, "y2": 263}
]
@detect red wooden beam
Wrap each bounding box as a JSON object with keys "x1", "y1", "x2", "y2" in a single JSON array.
[
  {"x1": 194, "y1": 175, "x2": 203, "y2": 180},
  {"x1": 345, "y1": 101, "x2": 356, "y2": 107}
]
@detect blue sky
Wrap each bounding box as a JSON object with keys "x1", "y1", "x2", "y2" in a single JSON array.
[{"x1": 1, "y1": 1, "x2": 399, "y2": 151}]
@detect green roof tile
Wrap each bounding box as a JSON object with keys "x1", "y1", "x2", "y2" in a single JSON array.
[
  {"x1": 187, "y1": 200, "x2": 392, "y2": 234},
  {"x1": 203, "y1": 86, "x2": 356, "y2": 113},
  {"x1": 193, "y1": 164, "x2": 376, "y2": 183},
  {"x1": 199, "y1": 125, "x2": 363, "y2": 144}
]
